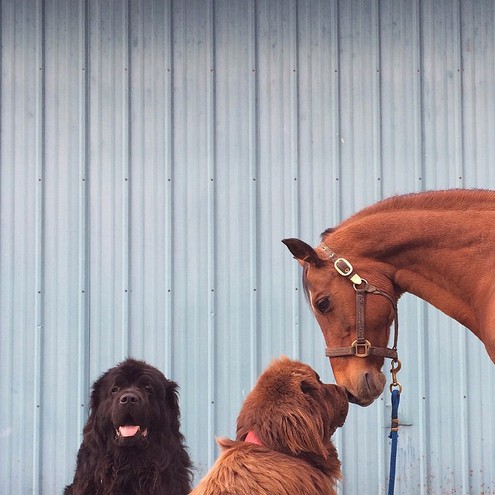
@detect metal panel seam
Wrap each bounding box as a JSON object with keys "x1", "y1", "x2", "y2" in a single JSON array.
[
  {"x1": 206, "y1": 0, "x2": 217, "y2": 469},
  {"x1": 249, "y1": 0, "x2": 260, "y2": 385},
  {"x1": 164, "y1": 0, "x2": 174, "y2": 376},
  {"x1": 33, "y1": 0, "x2": 46, "y2": 491},
  {"x1": 77, "y1": 0, "x2": 91, "y2": 435},
  {"x1": 292, "y1": 0, "x2": 301, "y2": 358},
  {"x1": 122, "y1": 0, "x2": 131, "y2": 356}
]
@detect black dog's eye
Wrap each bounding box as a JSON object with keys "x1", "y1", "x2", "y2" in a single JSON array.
[
  {"x1": 111, "y1": 386, "x2": 119, "y2": 394},
  {"x1": 144, "y1": 385, "x2": 153, "y2": 395},
  {"x1": 315, "y1": 297, "x2": 331, "y2": 313}
]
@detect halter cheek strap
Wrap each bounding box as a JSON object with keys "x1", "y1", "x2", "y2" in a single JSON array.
[{"x1": 317, "y1": 243, "x2": 399, "y2": 360}]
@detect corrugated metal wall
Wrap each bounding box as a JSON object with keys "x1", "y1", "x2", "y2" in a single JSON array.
[{"x1": 1, "y1": 0, "x2": 494, "y2": 493}]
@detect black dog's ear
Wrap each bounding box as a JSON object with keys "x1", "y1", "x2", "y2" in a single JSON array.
[
  {"x1": 89, "y1": 376, "x2": 103, "y2": 412},
  {"x1": 68, "y1": 378, "x2": 106, "y2": 490},
  {"x1": 81, "y1": 372, "x2": 108, "y2": 446},
  {"x1": 164, "y1": 380, "x2": 182, "y2": 430}
]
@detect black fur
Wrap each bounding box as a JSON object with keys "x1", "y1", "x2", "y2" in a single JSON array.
[{"x1": 65, "y1": 359, "x2": 192, "y2": 495}]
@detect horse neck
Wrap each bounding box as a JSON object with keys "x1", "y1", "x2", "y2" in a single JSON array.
[{"x1": 332, "y1": 209, "x2": 495, "y2": 339}]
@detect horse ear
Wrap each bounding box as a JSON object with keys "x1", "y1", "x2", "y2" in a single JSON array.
[{"x1": 282, "y1": 238, "x2": 321, "y2": 266}]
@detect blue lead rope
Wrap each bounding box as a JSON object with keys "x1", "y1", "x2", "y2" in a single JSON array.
[{"x1": 387, "y1": 388, "x2": 401, "y2": 495}]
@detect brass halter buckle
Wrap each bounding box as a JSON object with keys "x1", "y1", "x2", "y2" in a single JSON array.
[
  {"x1": 351, "y1": 339, "x2": 371, "y2": 357},
  {"x1": 334, "y1": 257, "x2": 363, "y2": 285}
]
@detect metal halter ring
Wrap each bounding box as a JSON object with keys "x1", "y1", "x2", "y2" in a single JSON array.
[{"x1": 353, "y1": 278, "x2": 369, "y2": 291}]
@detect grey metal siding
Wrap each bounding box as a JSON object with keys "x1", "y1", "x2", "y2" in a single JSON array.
[{"x1": 1, "y1": 0, "x2": 495, "y2": 493}]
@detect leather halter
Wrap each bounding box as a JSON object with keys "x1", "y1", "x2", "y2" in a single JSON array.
[{"x1": 317, "y1": 243, "x2": 399, "y2": 360}]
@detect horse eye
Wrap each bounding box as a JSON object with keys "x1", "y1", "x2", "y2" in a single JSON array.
[{"x1": 315, "y1": 297, "x2": 331, "y2": 313}]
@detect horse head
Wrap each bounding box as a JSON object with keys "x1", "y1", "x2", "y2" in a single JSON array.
[{"x1": 283, "y1": 237, "x2": 398, "y2": 406}]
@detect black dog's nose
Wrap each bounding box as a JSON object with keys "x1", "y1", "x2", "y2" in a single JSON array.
[{"x1": 119, "y1": 392, "x2": 140, "y2": 405}]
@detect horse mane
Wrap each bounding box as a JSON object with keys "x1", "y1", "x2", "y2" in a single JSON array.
[{"x1": 321, "y1": 189, "x2": 495, "y2": 238}]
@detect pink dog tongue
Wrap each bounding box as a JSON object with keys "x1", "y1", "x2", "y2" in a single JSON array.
[{"x1": 119, "y1": 425, "x2": 140, "y2": 437}]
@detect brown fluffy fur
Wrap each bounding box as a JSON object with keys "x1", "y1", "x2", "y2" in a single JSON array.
[{"x1": 190, "y1": 357, "x2": 348, "y2": 495}]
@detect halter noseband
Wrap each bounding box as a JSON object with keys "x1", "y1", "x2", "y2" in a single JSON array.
[{"x1": 317, "y1": 243, "x2": 399, "y2": 360}]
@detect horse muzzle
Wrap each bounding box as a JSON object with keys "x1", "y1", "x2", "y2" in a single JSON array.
[{"x1": 345, "y1": 369, "x2": 386, "y2": 406}]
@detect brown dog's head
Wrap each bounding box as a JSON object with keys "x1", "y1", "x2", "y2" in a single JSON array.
[{"x1": 236, "y1": 357, "x2": 348, "y2": 462}]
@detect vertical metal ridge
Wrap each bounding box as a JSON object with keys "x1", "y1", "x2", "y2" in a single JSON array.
[
  {"x1": 454, "y1": 21, "x2": 468, "y2": 485},
  {"x1": 121, "y1": 0, "x2": 131, "y2": 357},
  {"x1": 291, "y1": 0, "x2": 301, "y2": 359},
  {"x1": 370, "y1": 0, "x2": 381, "y2": 204},
  {"x1": 249, "y1": 0, "x2": 260, "y2": 385},
  {"x1": 0, "y1": 4, "x2": 12, "y2": 493},
  {"x1": 144, "y1": 0, "x2": 156, "y2": 355},
  {"x1": 457, "y1": 321, "x2": 470, "y2": 492},
  {"x1": 453, "y1": 0, "x2": 464, "y2": 188},
  {"x1": 142, "y1": 0, "x2": 150, "y2": 358},
  {"x1": 206, "y1": 0, "x2": 217, "y2": 467},
  {"x1": 334, "y1": 0, "x2": 343, "y2": 223},
  {"x1": 418, "y1": 0, "x2": 426, "y2": 189},
  {"x1": 416, "y1": 299, "x2": 428, "y2": 494},
  {"x1": 77, "y1": 0, "x2": 90, "y2": 433},
  {"x1": 375, "y1": 0, "x2": 384, "y2": 201},
  {"x1": 164, "y1": 0, "x2": 174, "y2": 376},
  {"x1": 126, "y1": 0, "x2": 140, "y2": 358},
  {"x1": 412, "y1": 0, "x2": 423, "y2": 192},
  {"x1": 374, "y1": 7, "x2": 385, "y2": 489},
  {"x1": 33, "y1": 0, "x2": 45, "y2": 491},
  {"x1": 88, "y1": 0, "x2": 101, "y2": 372},
  {"x1": 458, "y1": 0, "x2": 467, "y2": 187}
]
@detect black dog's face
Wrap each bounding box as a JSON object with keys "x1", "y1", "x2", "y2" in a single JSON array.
[{"x1": 89, "y1": 359, "x2": 180, "y2": 449}]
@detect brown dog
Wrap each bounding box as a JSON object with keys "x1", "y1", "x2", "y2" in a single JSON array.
[{"x1": 190, "y1": 356, "x2": 348, "y2": 495}]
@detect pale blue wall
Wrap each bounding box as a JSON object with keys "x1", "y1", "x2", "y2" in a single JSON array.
[{"x1": 1, "y1": 1, "x2": 494, "y2": 493}]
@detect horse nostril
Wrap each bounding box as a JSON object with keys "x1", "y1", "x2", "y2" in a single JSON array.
[
  {"x1": 119, "y1": 392, "x2": 139, "y2": 405},
  {"x1": 363, "y1": 372, "x2": 372, "y2": 390}
]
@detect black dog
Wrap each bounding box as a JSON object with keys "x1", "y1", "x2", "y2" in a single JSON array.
[{"x1": 65, "y1": 358, "x2": 192, "y2": 495}]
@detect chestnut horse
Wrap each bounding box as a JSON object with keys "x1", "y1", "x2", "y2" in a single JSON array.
[{"x1": 283, "y1": 189, "x2": 495, "y2": 406}]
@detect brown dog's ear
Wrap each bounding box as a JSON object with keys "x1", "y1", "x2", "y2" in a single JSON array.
[
  {"x1": 282, "y1": 238, "x2": 323, "y2": 267},
  {"x1": 261, "y1": 409, "x2": 329, "y2": 459}
]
